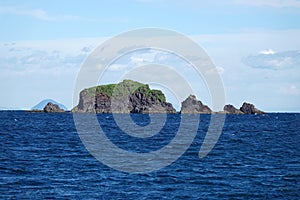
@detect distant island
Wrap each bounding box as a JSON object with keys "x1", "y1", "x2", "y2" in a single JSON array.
[
  {"x1": 32, "y1": 99, "x2": 68, "y2": 111},
  {"x1": 70, "y1": 79, "x2": 265, "y2": 114}
]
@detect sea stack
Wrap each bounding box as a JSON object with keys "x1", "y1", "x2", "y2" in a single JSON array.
[
  {"x1": 180, "y1": 95, "x2": 212, "y2": 114},
  {"x1": 240, "y1": 102, "x2": 265, "y2": 114},
  {"x1": 43, "y1": 102, "x2": 65, "y2": 113},
  {"x1": 223, "y1": 104, "x2": 244, "y2": 114}
]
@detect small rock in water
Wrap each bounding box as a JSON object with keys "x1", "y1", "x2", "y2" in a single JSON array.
[
  {"x1": 180, "y1": 95, "x2": 212, "y2": 114},
  {"x1": 43, "y1": 102, "x2": 65, "y2": 113},
  {"x1": 240, "y1": 102, "x2": 265, "y2": 114}
]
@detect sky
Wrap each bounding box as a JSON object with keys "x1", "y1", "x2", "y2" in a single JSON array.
[{"x1": 0, "y1": 0, "x2": 300, "y2": 112}]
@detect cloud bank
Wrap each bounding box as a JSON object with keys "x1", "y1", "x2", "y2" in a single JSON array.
[{"x1": 243, "y1": 50, "x2": 300, "y2": 70}]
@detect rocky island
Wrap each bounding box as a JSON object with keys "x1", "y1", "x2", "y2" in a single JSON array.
[
  {"x1": 220, "y1": 102, "x2": 265, "y2": 114},
  {"x1": 239, "y1": 102, "x2": 265, "y2": 114},
  {"x1": 72, "y1": 80, "x2": 176, "y2": 114},
  {"x1": 180, "y1": 95, "x2": 212, "y2": 114},
  {"x1": 71, "y1": 79, "x2": 265, "y2": 115},
  {"x1": 43, "y1": 102, "x2": 65, "y2": 113}
]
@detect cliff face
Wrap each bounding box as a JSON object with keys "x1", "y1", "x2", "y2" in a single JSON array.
[
  {"x1": 72, "y1": 80, "x2": 176, "y2": 114},
  {"x1": 128, "y1": 91, "x2": 175, "y2": 113},
  {"x1": 73, "y1": 89, "x2": 98, "y2": 113},
  {"x1": 180, "y1": 95, "x2": 212, "y2": 114}
]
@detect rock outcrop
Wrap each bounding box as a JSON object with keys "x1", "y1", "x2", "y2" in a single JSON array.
[
  {"x1": 240, "y1": 102, "x2": 265, "y2": 114},
  {"x1": 72, "y1": 80, "x2": 176, "y2": 114},
  {"x1": 180, "y1": 95, "x2": 212, "y2": 114},
  {"x1": 222, "y1": 103, "x2": 265, "y2": 114},
  {"x1": 43, "y1": 102, "x2": 65, "y2": 113},
  {"x1": 223, "y1": 104, "x2": 244, "y2": 114}
]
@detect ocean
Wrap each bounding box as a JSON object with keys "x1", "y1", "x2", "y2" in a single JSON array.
[{"x1": 0, "y1": 111, "x2": 299, "y2": 199}]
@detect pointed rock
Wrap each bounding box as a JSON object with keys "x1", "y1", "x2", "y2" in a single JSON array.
[
  {"x1": 240, "y1": 102, "x2": 265, "y2": 114},
  {"x1": 223, "y1": 104, "x2": 244, "y2": 114},
  {"x1": 180, "y1": 95, "x2": 212, "y2": 114},
  {"x1": 44, "y1": 102, "x2": 65, "y2": 113}
]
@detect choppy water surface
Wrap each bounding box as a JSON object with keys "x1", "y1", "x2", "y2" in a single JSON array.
[{"x1": 0, "y1": 111, "x2": 299, "y2": 199}]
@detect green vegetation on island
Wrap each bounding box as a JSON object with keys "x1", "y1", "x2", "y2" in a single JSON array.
[
  {"x1": 83, "y1": 80, "x2": 166, "y2": 103},
  {"x1": 72, "y1": 80, "x2": 174, "y2": 113}
]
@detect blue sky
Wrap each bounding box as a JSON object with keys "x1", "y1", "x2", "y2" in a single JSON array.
[{"x1": 0, "y1": 0, "x2": 300, "y2": 111}]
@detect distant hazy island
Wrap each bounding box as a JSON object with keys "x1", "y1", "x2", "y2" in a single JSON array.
[{"x1": 29, "y1": 79, "x2": 264, "y2": 114}]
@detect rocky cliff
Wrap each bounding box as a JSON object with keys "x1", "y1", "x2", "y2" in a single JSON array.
[
  {"x1": 71, "y1": 80, "x2": 176, "y2": 114},
  {"x1": 180, "y1": 95, "x2": 212, "y2": 114}
]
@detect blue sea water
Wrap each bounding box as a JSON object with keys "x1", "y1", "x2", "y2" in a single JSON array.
[{"x1": 0, "y1": 111, "x2": 299, "y2": 199}]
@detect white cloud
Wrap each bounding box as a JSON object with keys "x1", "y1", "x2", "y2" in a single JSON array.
[
  {"x1": 243, "y1": 50, "x2": 300, "y2": 70},
  {"x1": 260, "y1": 49, "x2": 276, "y2": 55},
  {"x1": 107, "y1": 64, "x2": 127, "y2": 71},
  {"x1": 280, "y1": 85, "x2": 300, "y2": 95},
  {"x1": 232, "y1": 0, "x2": 300, "y2": 8},
  {"x1": 124, "y1": 49, "x2": 177, "y2": 68},
  {"x1": 0, "y1": 40, "x2": 94, "y2": 77},
  {"x1": 205, "y1": 66, "x2": 225, "y2": 75},
  {"x1": 129, "y1": 50, "x2": 158, "y2": 65},
  {"x1": 266, "y1": 57, "x2": 292, "y2": 68},
  {"x1": 0, "y1": 6, "x2": 80, "y2": 21}
]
